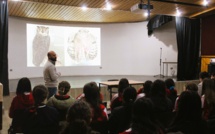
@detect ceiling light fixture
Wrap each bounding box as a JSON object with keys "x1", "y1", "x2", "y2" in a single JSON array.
[
  {"x1": 81, "y1": 5, "x2": 87, "y2": 11},
  {"x1": 203, "y1": 0, "x2": 208, "y2": 6},
  {"x1": 176, "y1": 8, "x2": 181, "y2": 16},
  {"x1": 104, "y1": 2, "x2": 112, "y2": 10}
]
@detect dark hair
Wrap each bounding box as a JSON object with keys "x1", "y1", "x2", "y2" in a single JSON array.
[
  {"x1": 58, "y1": 81, "x2": 71, "y2": 95},
  {"x1": 83, "y1": 82, "x2": 102, "y2": 120},
  {"x1": 150, "y1": 79, "x2": 166, "y2": 97},
  {"x1": 178, "y1": 91, "x2": 202, "y2": 119},
  {"x1": 204, "y1": 78, "x2": 215, "y2": 106},
  {"x1": 185, "y1": 82, "x2": 198, "y2": 92},
  {"x1": 118, "y1": 78, "x2": 129, "y2": 93},
  {"x1": 32, "y1": 85, "x2": 48, "y2": 105},
  {"x1": 16, "y1": 77, "x2": 32, "y2": 95},
  {"x1": 165, "y1": 78, "x2": 175, "y2": 89},
  {"x1": 142, "y1": 80, "x2": 153, "y2": 97},
  {"x1": 123, "y1": 87, "x2": 137, "y2": 105},
  {"x1": 62, "y1": 100, "x2": 92, "y2": 134},
  {"x1": 199, "y1": 71, "x2": 209, "y2": 79},
  {"x1": 131, "y1": 97, "x2": 162, "y2": 134}
]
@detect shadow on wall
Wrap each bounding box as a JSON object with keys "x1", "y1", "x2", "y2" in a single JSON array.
[{"x1": 152, "y1": 19, "x2": 177, "y2": 52}]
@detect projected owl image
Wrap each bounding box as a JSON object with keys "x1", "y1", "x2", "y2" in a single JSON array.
[
  {"x1": 32, "y1": 26, "x2": 50, "y2": 66},
  {"x1": 67, "y1": 29, "x2": 97, "y2": 64}
]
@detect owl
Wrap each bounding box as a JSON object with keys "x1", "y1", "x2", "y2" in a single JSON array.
[{"x1": 32, "y1": 26, "x2": 50, "y2": 66}]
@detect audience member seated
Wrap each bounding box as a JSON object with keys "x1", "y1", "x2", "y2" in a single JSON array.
[
  {"x1": 119, "y1": 97, "x2": 164, "y2": 134},
  {"x1": 174, "y1": 82, "x2": 198, "y2": 112},
  {"x1": 166, "y1": 91, "x2": 209, "y2": 134},
  {"x1": 149, "y1": 79, "x2": 173, "y2": 128},
  {"x1": 83, "y1": 82, "x2": 108, "y2": 134},
  {"x1": 201, "y1": 78, "x2": 215, "y2": 134},
  {"x1": 59, "y1": 100, "x2": 100, "y2": 134},
  {"x1": 136, "y1": 80, "x2": 152, "y2": 99},
  {"x1": 23, "y1": 85, "x2": 60, "y2": 134},
  {"x1": 47, "y1": 81, "x2": 75, "y2": 121},
  {"x1": 76, "y1": 82, "x2": 104, "y2": 101},
  {"x1": 165, "y1": 78, "x2": 177, "y2": 105},
  {"x1": 8, "y1": 77, "x2": 34, "y2": 133},
  {"x1": 110, "y1": 78, "x2": 129, "y2": 110},
  {"x1": 109, "y1": 87, "x2": 137, "y2": 134},
  {"x1": 198, "y1": 71, "x2": 210, "y2": 96}
]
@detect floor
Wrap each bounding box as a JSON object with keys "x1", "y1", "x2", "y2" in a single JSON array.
[{"x1": 0, "y1": 75, "x2": 178, "y2": 133}]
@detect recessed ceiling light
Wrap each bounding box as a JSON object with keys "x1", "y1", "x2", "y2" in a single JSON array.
[
  {"x1": 104, "y1": 3, "x2": 112, "y2": 10},
  {"x1": 144, "y1": 12, "x2": 149, "y2": 17},
  {"x1": 82, "y1": 6, "x2": 87, "y2": 11},
  {"x1": 176, "y1": 8, "x2": 181, "y2": 16},
  {"x1": 203, "y1": 0, "x2": 208, "y2": 6}
]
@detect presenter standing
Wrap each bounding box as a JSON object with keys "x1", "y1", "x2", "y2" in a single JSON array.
[{"x1": 43, "y1": 51, "x2": 61, "y2": 99}]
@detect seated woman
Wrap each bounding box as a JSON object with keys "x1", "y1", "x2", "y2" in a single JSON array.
[
  {"x1": 23, "y1": 85, "x2": 60, "y2": 134},
  {"x1": 167, "y1": 91, "x2": 209, "y2": 134},
  {"x1": 60, "y1": 100, "x2": 100, "y2": 134},
  {"x1": 8, "y1": 77, "x2": 34, "y2": 133},
  {"x1": 83, "y1": 82, "x2": 108, "y2": 134},
  {"x1": 120, "y1": 97, "x2": 164, "y2": 134},
  {"x1": 47, "y1": 81, "x2": 75, "y2": 121},
  {"x1": 110, "y1": 78, "x2": 129, "y2": 110}
]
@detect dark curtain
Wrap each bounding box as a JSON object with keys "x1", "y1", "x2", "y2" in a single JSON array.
[
  {"x1": 147, "y1": 15, "x2": 173, "y2": 36},
  {"x1": 175, "y1": 17, "x2": 200, "y2": 81},
  {"x1": 0, "y1": 0, "x2": 9, "y2": 95}
]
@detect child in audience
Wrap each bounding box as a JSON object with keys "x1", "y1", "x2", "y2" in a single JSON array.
[
  {"x1": 136, "y1": 80, "x2": 152, "y2": 99},
  {"x1": 167, "y1": 91, "x2": 209, "y2": 134},
  {"x1": 83, "y1": 82, "x2": 108, "y2": 134},
  {"x1": 198, "y1": 71, "x2": 210, "y2": 96},
  {"x1": 60, "y1": 100, "x2": 100, "y2": 134},
  {"x1": 8, "y1": 77, "x2": 34, "y2": 133},
  {"x1": 110, "y1": 78, "x2": 129, "y2": 110},
  {"x1": 120, "y1": 97, "x2": 164, "y2": 134},
  {"x1": 109, "y1": 87, "x2": 137, "y2": 134},
  {"x1": 23, "y1": 85, "x2": 60, "y2": 134},
  {"x1": 202, "y1": 78, "x2": 215, "y2": 120},
  {"x1": 47, "y1": 81, "x2": 75, "y2": 121},
  {"x1": 149, "y1": 79, "x2": 173, "y2": 128},
  {"x1": 174, "y1": 82, "x2": 198, "y2": 111},
  {"x1": 165, "y1": 78, "x2": 177, "y2": 105}
]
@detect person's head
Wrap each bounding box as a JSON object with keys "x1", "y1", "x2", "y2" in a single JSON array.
[
  {"x1": 142, "y1": 80, "x2": 152, "y2": 96},
  {"x1": 16, "y1": 77, "x2": 32, "y2": 95},
  {"x1": 177, "y1": 91, "x2": 202, "y2": 120},
  {"x1": 33, "y1": 85, "x2": 48, "y2": 105},
  {"x1": 131, "y1": 97, "x2": 160, "y2": 133},
  {"x1": 202, "y1": 78, "x2": 215, "y2": 96},
  {"x1": 66, "y1": 100, "x2": 92, "y2": 134},
  {"x1": 58, "y1": 81, "x2": 71, "y2": 95},
  {"x1": 199, "y1": 71, "x2": 209, "y2": 82},
  {"x1": 47, "y1": 51, "x2": 57, "y2": 62},
  {"x1": 122, "y1": 87, "x2": 137, "y2": 105},
  {"x1": 185, "y1": 82, "x2": 198, "y2": 92},
  {"x1": 203, "y1": 78, "x2": 215, "y2": 105},
  {"x1": 83, "y1": 82, "x2": 100, "y2": 102},
  {"x1": 150, "y1": 79, "x2": 166, "y2": 97},
  {"x1": 118, "y1": 78, "x2": 129, "y2": 94},
  {"x1": 165, "y1": 78, "x2": 175, "y2": 90}
]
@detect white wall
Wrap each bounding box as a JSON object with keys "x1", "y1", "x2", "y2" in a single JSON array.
[{"x1": 8, "y1": 17, "x2": 177, "y2": 79}]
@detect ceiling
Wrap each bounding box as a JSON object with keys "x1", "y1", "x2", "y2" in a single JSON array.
[{"x1": 8, "y1": 0, "x2": 215, "y2": 23}]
